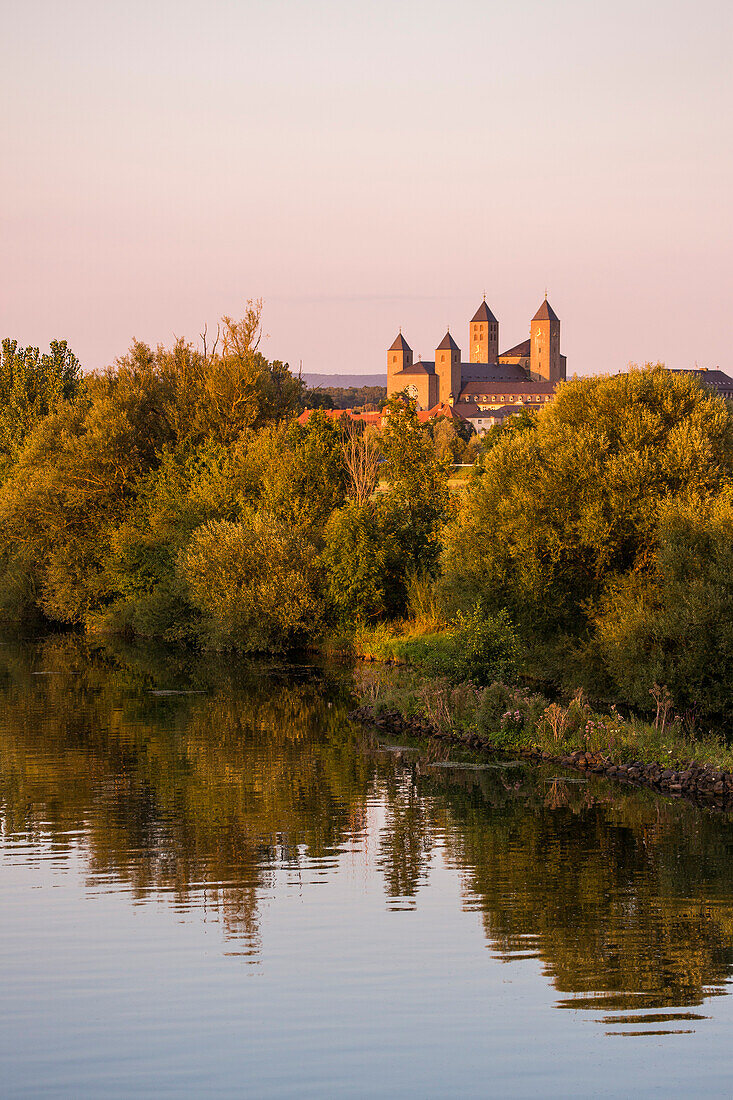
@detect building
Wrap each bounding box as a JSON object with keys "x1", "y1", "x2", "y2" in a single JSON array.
[
  {"x1": 667, "y1": 368, "x2": 733, "y2": 400},
  {"x1": 297, "y1": 401, "x2": 467, "y2": 431},
  {"x1": 387, "y1": 297, "x2": 566, "y2": 432}
]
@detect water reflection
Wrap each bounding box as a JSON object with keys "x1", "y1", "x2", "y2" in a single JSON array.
[{"x1": 1, "y1": 632, "x2": 733, "y2": 1042}]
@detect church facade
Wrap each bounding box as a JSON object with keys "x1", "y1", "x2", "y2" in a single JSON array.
[{"x1": 387, "y1": 298, "x2": 567, "y2": 431}]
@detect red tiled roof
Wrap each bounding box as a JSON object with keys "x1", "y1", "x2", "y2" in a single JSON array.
[
  {"x1": 297, "y1": 409, "x2": 383, "y2": 427},
  {"x1": 416, "y1": 401, "x2": 468, "y2": 424},
  {"x1": 298, "y1": 401, "x2": 471, "y2": 430}
]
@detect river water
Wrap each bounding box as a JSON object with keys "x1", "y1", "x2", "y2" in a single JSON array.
[{"x1": 1, "y1": 633, "x2": 733, "y2": 1097}]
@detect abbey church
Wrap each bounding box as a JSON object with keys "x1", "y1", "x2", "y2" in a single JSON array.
[{"x1": 387, "y1": 297, "x2": 567, "y2": 430}]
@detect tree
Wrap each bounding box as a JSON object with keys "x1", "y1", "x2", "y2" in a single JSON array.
[
  {"x1": 444, "y1": 366, "x2": 733, "y2": 635},
  {"x1": 320, "y1": 500, "x2": 404, "y2": 621},
  {"x1": 595, "y1": 490, "x2": 733, "y2": 720},
  {"x1": 180, "y1": 516, "x2": 322, "y2": 651},
  {"x1": 380, "y1": 395, "x2": 452, "y2": 578},
  {"x1": 342, "y1": 422, "x2": 382, "y2": 505},
  {"x1": 0, "y1": 338, "x2": 82, "y2": 465}
]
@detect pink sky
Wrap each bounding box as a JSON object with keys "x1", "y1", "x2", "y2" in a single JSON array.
[{"x1": 2, "y1": 0, "x2": 731, "y2": 377}]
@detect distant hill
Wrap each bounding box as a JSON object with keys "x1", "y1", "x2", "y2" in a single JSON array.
[{"x1": 301, "y1": 373, "x2": 385, "y2": 388}]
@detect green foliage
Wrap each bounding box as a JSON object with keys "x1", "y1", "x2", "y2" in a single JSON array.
[
  {"x1": 352, "y1": 607, "x2": 519, "y2": 686},
  {"x1": 284, "y1": 410, "x2": 349, "y2": 525},
  {"x1": 320, "y1": 500, "x2": 404, "y2": 621},
  {"x1": 445, "y1": 366, "x2": 733, "y2": 636},
  {"x1": 304, "y1": 385, "x2": 386, "y2": 411},
  {"x1": 380, "y1": 395, "x2": 453, "y2": 578},
  {"x1": 356, "y1": 663, "x2": 733, "y2": 772},
  {"x1": 449, "y1": 605, "x2": 520, "y2": 684},
  {"x1": 4, "y1": 317, "x2": 733, "y2": 725},
  {"x1": 319, "y1": 400, "x2": 454, "y2": 624},
  {"x1": 0, "y1": 338, "x2": 82, "y2": 465},
  {"x1": 430, "y1": 417, "x2": 468, "y2": 463},
  {"x1": 474, "y1": 406, "x2": 538, "y2": 460},
  {"x1": 595, "y1": 490, "x2": 733, "y2": 721},
  {"x1": 303, "y1": 389, "x2": 335, "y2": 409},
  {"x1": 180, "y1": 516, "x2": 322, "y2": 651}
]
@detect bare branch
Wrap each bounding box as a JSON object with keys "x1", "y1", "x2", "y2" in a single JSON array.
[{"x1": 343, "y1": 423, "x2": 382, "y2": 505}]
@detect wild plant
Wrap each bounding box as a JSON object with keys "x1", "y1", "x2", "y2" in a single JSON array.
[
  {"x1": 417, "y1": 679, "x2": 454, "y2": 732},
  {"x1": 650, "y1": 683, "x2": 674, "y2": 735}
]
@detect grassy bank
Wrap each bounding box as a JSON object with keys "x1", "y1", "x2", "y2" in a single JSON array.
[{"x1": 336, "y1": 622, "x2": 733, "y2": 773}]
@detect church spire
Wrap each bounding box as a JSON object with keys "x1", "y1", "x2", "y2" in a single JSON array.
[{"x1": 470, "y1": 298, "x2": 498, "y2": 364}]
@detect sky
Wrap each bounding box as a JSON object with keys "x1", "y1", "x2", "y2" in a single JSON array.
[{"x1": 2, "y1": 0, "x2": 731, "y2": 378}]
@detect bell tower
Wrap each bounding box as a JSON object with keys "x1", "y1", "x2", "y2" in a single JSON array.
[
  {"x1": 387, "y1": 331, "x2": 413, "y2": 392},
  {"x1": 435, "y1": 330, "x2": 462, "y2": 405},
  {"x1": 530, "y1": 298, "x2": 562, "y2": 383},
  {"x1": 469, "y1": 297, "x2": 498, "y2": 364}
]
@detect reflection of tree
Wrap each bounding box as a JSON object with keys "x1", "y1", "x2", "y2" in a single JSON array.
[
  {"x1": 377, "y1": 770, "x2": 434, "y2": 903},
  {"x1": 2, "y1": 634, "x2": 733, "y2": 1017},
  {"x1": 419, "y1": 767, "x2": 733, "y2": 1012},
  {"x1": 0, "y1": 635, "x2": 374, "y2": 951}
]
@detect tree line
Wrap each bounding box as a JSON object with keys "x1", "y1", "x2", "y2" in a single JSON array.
[{"x1": 2, "y1": 304, "x2": 733, "y2": 724}]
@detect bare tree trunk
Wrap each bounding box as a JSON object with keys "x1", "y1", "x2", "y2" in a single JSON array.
[{"x1": 343, "y1": 422, "x2": 382, "y2": 505}]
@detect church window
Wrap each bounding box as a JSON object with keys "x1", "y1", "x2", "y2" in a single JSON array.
[{"x1": 392, "y1": 355, "x2": 397, "y2": 363}]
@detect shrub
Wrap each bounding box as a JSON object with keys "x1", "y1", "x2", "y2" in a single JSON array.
[
  {"x1": 450, "y1": 605, "x2": 520, "y2": 685},
  {"x1": 443, "y1": 366, "x2": 733, "y2": 636},
  {"x1": 595, "y1": 490, "x2": 733, "y2": 721},
  {"x1": 180, "y1": 516, "x2": 322, "y2": 651}
]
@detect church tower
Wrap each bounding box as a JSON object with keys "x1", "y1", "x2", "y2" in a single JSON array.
[
  {"x1": 435, "y1": 331, "x2": 461, "y2": 405},
  {"x1": 469, "y1": 298, "x2": 498, "y2": 364},
  {"x1": 530, "y1": 298, "x2": 562, "y2": 383},
  {"x1": 387, "y1": 331, "x2": 413, "y2": 384}
]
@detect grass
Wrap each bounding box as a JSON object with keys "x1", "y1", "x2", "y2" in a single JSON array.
[
  {"x1": 345, "y1": 621, "x2": 733, "y2": 773},
  {"x1": 374, "y1": 464, "x2": 474, "y2": 496}
]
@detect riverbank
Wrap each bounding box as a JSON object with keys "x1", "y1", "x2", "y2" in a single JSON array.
[{"x1": 343, "y1": 629, "x2": 733, "y2": 812}]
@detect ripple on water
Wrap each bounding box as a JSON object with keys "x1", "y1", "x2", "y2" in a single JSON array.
[{"x1": 2, "y1": 635, "x2": 733, "y2": 1095}]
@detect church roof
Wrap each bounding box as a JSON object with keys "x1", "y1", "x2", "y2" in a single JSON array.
[
  {"x1": 461, "y1": 361, "x2": 531, "y2": 384},
  {"x1": 532, "y1": 299, "x2": 559, "y2": 322},
  {"x1": 499, "y1": 339, "x2": 531, "y2": 358},
  {"x1": 436, "y1": 331, "x2": 460, "y2": 352},
  {"x1": 471, "y1": 300, "x2": 498, "y2": 324},
  {"x1": 459, "y1": 377, "x2": 555, "y2": 397},
  {"x1": 392, "y1": 361, "x2": 435, "y2": 376},
  {"x1": 389, "y1": 332, "x2": 412, "y2": 352}
]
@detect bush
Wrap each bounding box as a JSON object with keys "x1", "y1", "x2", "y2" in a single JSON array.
[
  {"x1": 595, "y1": 490, "x2": 733, "y2": 721},
  {"x1": 180, "y1": 516, "x2": 322, "y2": 651},
  {"x1": 475, "y1": 682, "x2": 546, "y2": 745},
  {"x1": 444, "y1": 366, "x2": 733, "y2": 636},
  {"x1": 449, "y1": 605, "x2": 520, "y2": 685}
]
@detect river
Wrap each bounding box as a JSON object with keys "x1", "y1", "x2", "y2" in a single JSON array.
[{"x1": 1, "y1": 633, "x2": 732, "y2": 1097}]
